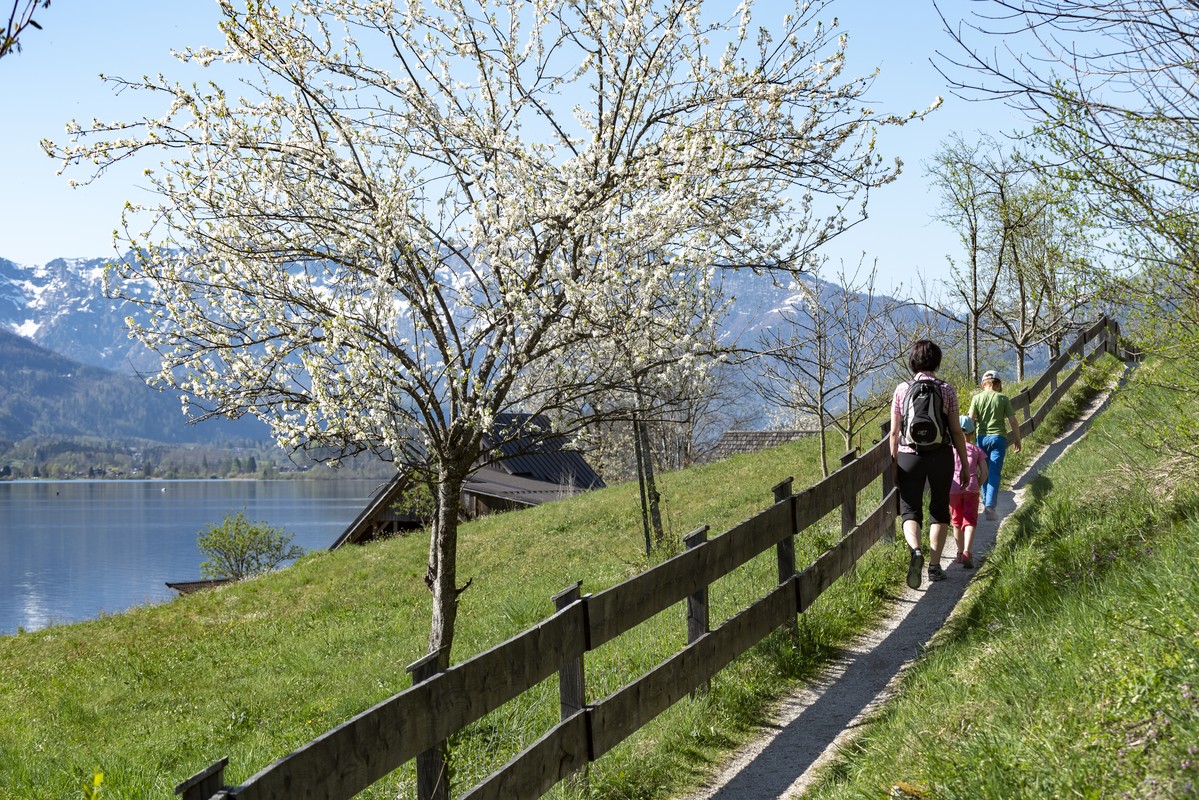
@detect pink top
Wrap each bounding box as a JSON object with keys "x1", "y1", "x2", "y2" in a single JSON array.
[
  {"x1": 891, "y1": 373, "x2": 959, "y2": 455},
  {"x1": 952, "y1": 442, "x2": 985, "y2": 494}
]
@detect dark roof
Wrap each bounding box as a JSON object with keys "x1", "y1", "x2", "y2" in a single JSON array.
[
  {"x1": 710, "y1": 429, "x2": 817, "y2": 461},
  {"x1": 483, "y1": 413, "x2": 605, "y2": 490},
  {"x1": 328, "y1": 475, "x2": 412, "y2": 550},
  {"x1": 464, "y1": 466, "x2": 589, "y2": 507},
  {"x1": 330, "y1": 414, "x2": 605, "y2": 549}
]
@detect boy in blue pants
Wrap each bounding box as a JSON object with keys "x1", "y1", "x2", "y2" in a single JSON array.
[{"x1": 968, "y1": 370, "x2": 1022, "y2": 519}]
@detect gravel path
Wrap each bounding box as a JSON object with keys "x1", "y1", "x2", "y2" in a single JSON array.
[{"x1": 680, "y1": 368, "x2": 1127, "y2": 800}]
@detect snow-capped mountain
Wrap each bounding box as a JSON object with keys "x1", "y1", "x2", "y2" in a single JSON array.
[
  {"x1": 0, "y1": 253, "x2": 873, "y2": 374},
  {"x1": 0, "y1": 252, "x2": 953, "y2": 439},
  {"x1": 0, "y1": 255, "x2": 159, "y2": 373}
]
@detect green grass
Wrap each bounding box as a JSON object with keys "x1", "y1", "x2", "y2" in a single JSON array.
[
  {"x1": 0, "y1": 422, "x2": 896, "y2": 800},
  {"x1": 805, "y1": 354, "x2": 1199, "y2": 799},
  {"x1": 0, "y1": 362, "x2": 1111, "y2": 800}
]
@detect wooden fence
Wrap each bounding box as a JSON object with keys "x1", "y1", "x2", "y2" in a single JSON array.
[{"x1": 178, "y1": 317, "x2": 1122, "y2": 800}]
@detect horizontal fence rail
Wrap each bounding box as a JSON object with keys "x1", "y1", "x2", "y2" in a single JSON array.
[{"x1": 178, "y1": 317, "x2": 1122, "y2": 800}]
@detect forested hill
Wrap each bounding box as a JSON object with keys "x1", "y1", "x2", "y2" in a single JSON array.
[{"x1": 0, "y1": 328, "x2": 269, "y2": 444}]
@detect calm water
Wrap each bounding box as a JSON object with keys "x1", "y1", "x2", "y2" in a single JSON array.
[{"x1": 0, "y1": 478, "x2": 386, "y2": 635}]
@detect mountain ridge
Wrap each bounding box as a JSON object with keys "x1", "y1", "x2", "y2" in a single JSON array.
[
  {"x1": 0, "y1": 252, "x2": 952, "y2": 443},
  {"x1": 0, "y1": 326, "x2": 268, "y2": 444}
]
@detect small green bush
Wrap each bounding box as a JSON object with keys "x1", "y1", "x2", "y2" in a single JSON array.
[{"x1": 197, "y1": 511, "x2": 303, "y2": 580}]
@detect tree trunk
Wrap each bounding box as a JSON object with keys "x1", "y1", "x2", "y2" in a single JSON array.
[
  {"x1": 633, "y1": 413, "x2": 652, "y2": 555},
  {"x1": 970, "y1": 311, "x2": 980, "y2": 383},
  {"x1": 427, "y1": 465, "x2": 466, "y2": 670},
  {"x1": 637, "y1": 414, "x2": 664, "y2": 546}
]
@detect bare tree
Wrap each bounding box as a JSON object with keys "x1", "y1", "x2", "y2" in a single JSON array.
[
  {"x1": 752, "y1": 258, "x2": 907, "y2": 476},
  {"x1": 926, "y1": 133, "x2": 1043, "y2": 381},
  {"x1": 988, "y1": 174, "x2": 1106, "y2": 376}
]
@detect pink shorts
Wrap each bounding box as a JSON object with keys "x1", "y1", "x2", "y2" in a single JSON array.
[{"x1": 950, "y1": 491, "x2": 980, "y2": 529}]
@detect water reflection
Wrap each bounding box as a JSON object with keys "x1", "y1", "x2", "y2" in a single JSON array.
[{"x1": 0, "y1": 479, "x2": 382, "y2": 635}]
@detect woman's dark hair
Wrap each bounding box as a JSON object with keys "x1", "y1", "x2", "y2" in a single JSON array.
[{"x1": 909, "y1": 339, "x2": 942, "y2": 374}]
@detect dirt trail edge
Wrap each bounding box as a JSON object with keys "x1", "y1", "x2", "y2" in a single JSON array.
[{"x1": 680, "y1": 365, "x2": 1130, "y2": 800}]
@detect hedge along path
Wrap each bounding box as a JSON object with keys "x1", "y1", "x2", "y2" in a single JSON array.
[{"x1": 681, "y1": 359, "x2": 1134, "y2": 800}]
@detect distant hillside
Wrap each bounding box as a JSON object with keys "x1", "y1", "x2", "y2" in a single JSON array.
[
  {"x1": 0, "y1": 251, "x2": 968, "y2": 433},
  {"x1": 0, "y1": 328, "x2": 268, "y2": 444}
]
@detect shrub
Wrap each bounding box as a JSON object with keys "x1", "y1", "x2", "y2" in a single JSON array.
[{"x1": 197, "y1": 511, "x2": 303, "y2": 580}]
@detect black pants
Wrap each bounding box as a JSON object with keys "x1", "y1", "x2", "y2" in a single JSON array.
[{"x1": 896, "y1": 446, "x2": 953, "y2": 527}]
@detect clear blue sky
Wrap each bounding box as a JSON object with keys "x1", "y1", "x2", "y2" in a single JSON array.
[{"x1": 0, "y1": 1, "x2": 1025, "y2": 294}]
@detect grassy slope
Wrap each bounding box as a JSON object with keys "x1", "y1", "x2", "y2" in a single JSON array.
[
  {"x1": 0, "y1": 362, "x2": 1112, "y2": 800},
  {"x1": 0, "y1": 414, "x2": 904, "y2": 800},
  {"x1": 806, "y1": 355, "x2": 1199, "y2": 799}
]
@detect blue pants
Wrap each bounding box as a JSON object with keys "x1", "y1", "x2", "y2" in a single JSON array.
[{"x1": 977, "y1": 434, "x2": 1007, "y2": 508}]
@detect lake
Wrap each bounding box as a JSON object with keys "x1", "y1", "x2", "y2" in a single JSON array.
[{"x1": 0, "y1": 478, "x2": 387, "y2": 636}]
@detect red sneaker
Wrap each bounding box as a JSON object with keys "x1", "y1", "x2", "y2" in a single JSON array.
[{"x1": 961, "y1": 551, "x2": 974, "y2": 569}]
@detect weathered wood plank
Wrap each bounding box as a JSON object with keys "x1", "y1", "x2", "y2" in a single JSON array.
[
  {"x1": 1026, "y1": 318, "x2": 1111, "y2": 401},
  {"x1": 846, "y1": 490, "x2": 897, "y2": 565},
  {"x1": 589, "y1": 583, "x2": 796, "y2": 759},
  {"x1": 230, "y1": 603, "x2": 586, "y2": 800},
  {"x1": 457, "y1": 710, "x2": 591, "y2": 800},
  {"x1": 1029, "y1": 336, "x2": 1105, "y2": 435},
  {"x1": 1029, "y1": 333, "x2": 1089, "y2": 400},
  {"x1": 1030, "y1": 356, "x2": 1085, "y2": 432},
  {"x1": 1085, "y1": 338, "x2": 1109, "y2": 364},
  {"x1": 793, "y1": 481, "x2": 843, "y2": 534},
  {"x1": 176, "y1": 757, "x2": 228, "y2": 800},
  {"x1": 796, "y1": 489, "x2": 896, "y2": 613},
  {"x1": 856, "y1": 438, "x2": 891, "y2": 480},
  {"x1": 786, "y1": 448, "x2": 879, "y2": 534},
  {"x1": 587, "y1": 502, "x2": 790, "y2": 648},
  {"x1": 1009, "y1": 387, "x2": 1032, "y2": 415}
]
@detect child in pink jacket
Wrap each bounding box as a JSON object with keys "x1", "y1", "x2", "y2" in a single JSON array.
[{"x1": 950, "y1": 415, "x2": 989, "y2": 569}]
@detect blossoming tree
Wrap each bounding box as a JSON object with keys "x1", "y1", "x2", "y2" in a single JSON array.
[{"x1": 47, "y1": 0, "x2": 935, "y2": 665}]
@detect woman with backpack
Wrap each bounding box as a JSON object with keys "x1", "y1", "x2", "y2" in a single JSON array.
[{"x1": 889, "y1": 340, "x2": 971, "y2": 589}]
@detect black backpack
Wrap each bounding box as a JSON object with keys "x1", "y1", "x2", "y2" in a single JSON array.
[{"x1": 900, "y1": 377, "x2": 948, "y2": 451}]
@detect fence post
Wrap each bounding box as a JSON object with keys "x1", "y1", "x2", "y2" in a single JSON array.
[
  {"x1": 839, "y1": 450, "x2": 858, "y2": 537},
  {"x1": 772, "y1": 478, "x2": 798, "y2": 638},
  {"x1": 880, "y1": 423, "x2": 895, "y2": 543},
  {"x1": 683, "y1": 526, "x2": 711, "y2": 695},
  {"x1": 553, "y1": 581, "x2": 589, "y2": 791},
  {"x1": 407, "y1": 650, "x2": 450, "y2": 800},
  {"x1": 553, "y1": 582, "x2": 586, "y2": 720},
  {"x1": 175, "y1": 757, "x2": 228, "y2": 800},
  {"x1": 772, "y1": 478, "x2": 796, "y2": 581}
]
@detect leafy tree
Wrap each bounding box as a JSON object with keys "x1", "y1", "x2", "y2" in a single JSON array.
[
  {"x1": 936, "y1": 1, "x2": 1199, "y2": 347},
  {"x1": 50, "y1": 0, "x2": 930, "y2": 667},
  {"x1": 936, "y1": 1, "x2": 1199, "y2": 476},
  {"x1": 197, "y1": 511, "x2": 303, "y2": 580}
]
